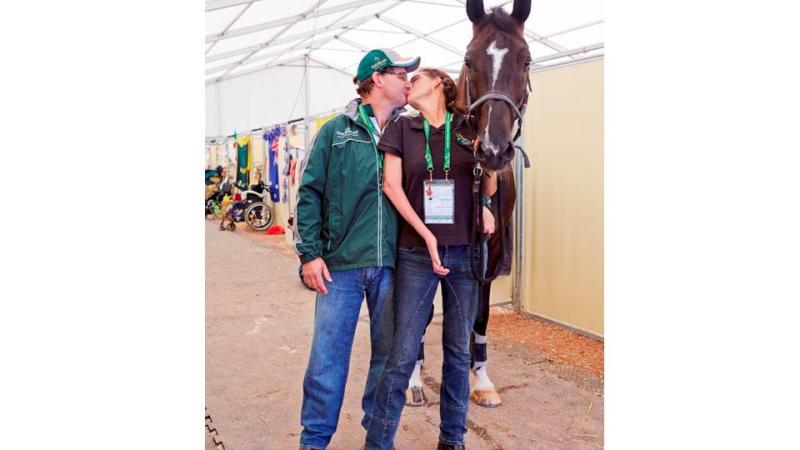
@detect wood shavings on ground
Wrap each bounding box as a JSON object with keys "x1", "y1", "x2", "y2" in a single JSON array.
[{"x1": 488, "y1": 307, "x2": 604, "y2": 378}]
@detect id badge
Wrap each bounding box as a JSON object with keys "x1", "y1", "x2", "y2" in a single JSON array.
[{"x1": 423, "y1": 179, "x2": 455, "y2": 224}]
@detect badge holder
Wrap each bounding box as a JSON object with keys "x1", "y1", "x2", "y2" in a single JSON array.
[{"x1": 424, "y1": 169, "x2": 455, "y2": 224}]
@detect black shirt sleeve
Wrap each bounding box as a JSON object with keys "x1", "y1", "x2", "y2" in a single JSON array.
[{"x1": 377, "y1": 116, "x2": 404, "y2": 157}]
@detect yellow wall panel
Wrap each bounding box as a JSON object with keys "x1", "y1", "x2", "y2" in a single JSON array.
[{"x1": 520, "y1": 59, "x2": 604, "y2": 336}]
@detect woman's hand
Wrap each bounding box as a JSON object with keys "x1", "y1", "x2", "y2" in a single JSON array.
[
  {"x1": 382, "y1": 153, "x2": 449, "y2": 277},
  {"x1": 482, "y1": 205, "x2": 496, "y2": 235},
  {"x1": 424, "y1": 234, "x2": 450, "y2": 276}
]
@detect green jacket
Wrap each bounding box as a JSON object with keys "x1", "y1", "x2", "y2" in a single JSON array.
[{"x1": 293, "y1": 99, "x2": 401, "y2": 271}]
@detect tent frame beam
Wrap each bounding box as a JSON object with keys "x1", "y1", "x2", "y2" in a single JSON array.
[
  {"x1": 206, "y1": 0, "x2": 593, "y2": 76},
  {"x1": 208, "y1": 54, "x2": 308, "y2": 84},
  {"x1": 308, "y1": 56, "x2": 354, "y2": 78},
  {"x1": 530, "y1": 42, "x2": 603, "y2": 65},
  {"x1": 206, "y1": 53, "x2": 356, "y2": 85},
  {"x1": 378, "y1": 15, "x2": 463, "y2": 56},
  {"x1": 207, "y1": 0, "x2": 404, "y2": 63},
  {"x1": 207, "y1": 10, "x2": 380, "y2": 82},
  {"x1": 205, "y1": 0, "x2": 262, "y2": 12},
  {"x1": 216, "y1": 0, "x2": 331, "y2": 79},
  {"x1": 206, "y1": 0, "x2": 257, "y2": 55},
  {"x1": 542, "y1": 19, "x2": 603, "y2": 39},
  {"x1": 207, "y1": 34, "x2": 338, "y2": 76},
  {"x1": 206, "y1": 0, "x2": 397, "y2": 43}
]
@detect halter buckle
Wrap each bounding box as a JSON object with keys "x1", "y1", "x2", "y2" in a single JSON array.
[{"x1": 473, "y1": 164, "x2": 484, "y2": 178}]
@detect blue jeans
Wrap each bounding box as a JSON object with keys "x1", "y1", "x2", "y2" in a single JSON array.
[
  {"x1": 364, "y1": 246, "x2": 479, "y2": 449},
  {"x1": 299, "y1": 266, "x2": 395, "y2": 450}
]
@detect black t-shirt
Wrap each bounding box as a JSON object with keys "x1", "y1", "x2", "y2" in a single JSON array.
[{"x1": 378, "y1": 112, "x2": 478, "y2": 248}]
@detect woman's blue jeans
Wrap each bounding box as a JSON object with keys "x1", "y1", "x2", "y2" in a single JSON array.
[
  {"x1": 299, "y1": 266, "x2": 395, "y2": 450},
  {"x1": 364, "y1": 245, "x2": 479, "y2": 449}
]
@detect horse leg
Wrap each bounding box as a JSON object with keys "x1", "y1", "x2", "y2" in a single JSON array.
[
  {"x1": 470, "y1": 282, "x2": 502, "y2": 407},
  {"x1": 406, "y1": 305, "x2": 434, "y2": 406}
]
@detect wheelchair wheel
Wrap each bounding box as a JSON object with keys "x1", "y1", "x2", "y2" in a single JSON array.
[
  {"x1": 245, "y1": 202, "x2": 274, "y2": 231},
  {"x1": 227, "y1": 222, "x2": 236, "y2": 231}
]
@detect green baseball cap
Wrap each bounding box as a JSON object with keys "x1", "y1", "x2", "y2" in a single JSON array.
[{"x1": 356, "y1": 48, "x2": 421, "y2": 82}]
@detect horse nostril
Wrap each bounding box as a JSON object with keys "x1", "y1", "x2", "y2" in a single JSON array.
[{"x1": 497, "y1": 141, "x2": 514, "y2": 160}]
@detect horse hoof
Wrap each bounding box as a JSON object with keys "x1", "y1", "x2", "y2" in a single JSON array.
[
  {"x1": 471, "y1": 388, "x2": 502, "y2": 408},
  {"x1": 405, "y1": 386, "x2": 427, "y2": 407}
]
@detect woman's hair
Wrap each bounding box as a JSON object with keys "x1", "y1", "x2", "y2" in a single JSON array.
[{"x1": 417, "y1": 67, "x2": 458, "y2": 111}]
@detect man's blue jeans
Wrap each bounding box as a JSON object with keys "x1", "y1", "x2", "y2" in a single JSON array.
[
  {"x1": 299, "y1": 266, "x2": 394, "y2": 450},
  {"x1": 364, "y1": 246, "x2": 479, "y2": 449}
]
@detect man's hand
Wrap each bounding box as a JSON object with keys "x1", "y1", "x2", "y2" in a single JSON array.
[{"x1": 302, "y1": 257, "x2": 332, "y2": 295}]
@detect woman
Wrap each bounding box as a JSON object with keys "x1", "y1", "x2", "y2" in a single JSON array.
[{"x1": 363, "y1": 68, "x2": 496, "y2": 450}]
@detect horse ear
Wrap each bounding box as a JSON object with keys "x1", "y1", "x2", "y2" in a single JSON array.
[
  {"x1": 511, "y1": 0, "x2": 531, "y2": 25},
  {"x1": 453, "y1": 65, "x2": 468, "y2": 114},
  {"x1": 466, "y1": 0, "x2": 485, "y2": 23}
]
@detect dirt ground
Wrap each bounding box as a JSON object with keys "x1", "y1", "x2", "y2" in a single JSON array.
[
  {"x1": 488, "y1": 310, "x2": 604, "y2": 378},
  {"x1": 206, "y1": 219, "x2": 604, "y2": 449}
]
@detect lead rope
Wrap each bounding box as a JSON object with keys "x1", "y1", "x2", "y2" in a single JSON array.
[
  {"x1": 470, "y1": 164, "x2": 506, "y2": 285},
  {"x1": 471, "y1": 163, "x2": 488, "y2": 283}
]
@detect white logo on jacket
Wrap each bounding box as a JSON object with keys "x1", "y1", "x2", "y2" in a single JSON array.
[{"x1": 334, "y1": 128, "x2": 360, "y2": 139}]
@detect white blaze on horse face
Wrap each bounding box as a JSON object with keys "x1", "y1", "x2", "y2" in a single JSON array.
[
  {"x1": 482, "y1": 40, "x2": 509, "y2": 156},
  {"x1": 486, "y1": 40, "x2": 508, "y2": 89},
  {"x1": 484, "y1": 108, "x2": 495, "y2": 155}
]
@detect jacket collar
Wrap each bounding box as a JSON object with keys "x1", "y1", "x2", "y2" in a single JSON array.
[{"x1": 344, "y1": 98, "x2": 407, "y2": 128}]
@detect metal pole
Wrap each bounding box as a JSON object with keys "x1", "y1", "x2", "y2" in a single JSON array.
[
  {"x1": 513, "y1": 121, "x2": 526, "y2": 314},
  {"x1": 261, "y1": 129, "x2": 266, "y2": 188},
  {"x1": 299, "y1": 53, "x2": 311, "y2": 215},
  {"x1": 216, "y1": 82, "x2": 223, "y2": 140},
  {"x1": 304, "y1": 54, "x2": 310, "y2": 157}
]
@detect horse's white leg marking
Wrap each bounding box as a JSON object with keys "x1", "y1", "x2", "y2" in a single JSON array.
[
  {"x1": 473, "y1": 365, "x2": 495, "y2": 390},
  {"x1": 409, "y1": 361, "x2": 423, "y2": 388}
]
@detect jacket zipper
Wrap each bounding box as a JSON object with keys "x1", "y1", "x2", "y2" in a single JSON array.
[
  {"x1": 374, "y1": 139, "x2": 382, "y2": 267},
  {"x1": 353, "y1": 117, "x2": 383, "y2": 267}
]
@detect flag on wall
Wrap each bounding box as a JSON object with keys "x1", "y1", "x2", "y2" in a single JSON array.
[
  {"x1": 263, "y1": 126, "x2": 282, "y2": 203},
  {"x1": 236, "y1": 134, "x2": 251, "y2": 188},
  {"x1": 314, "y1": 113, "x2": 337, "y2": 133}
]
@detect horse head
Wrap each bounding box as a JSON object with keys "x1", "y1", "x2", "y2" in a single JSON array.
[{"x1": 455, "y1": 0, "x2": 532, "y2": 172}]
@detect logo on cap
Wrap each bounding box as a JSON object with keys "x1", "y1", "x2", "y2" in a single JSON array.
[{"x1": 370, "y1": 58, "x2": 388, "y2": 70}]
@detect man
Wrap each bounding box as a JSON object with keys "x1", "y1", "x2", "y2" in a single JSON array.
[{"x1": 293, "y1": 48, "x2": 420, "y2": 450}]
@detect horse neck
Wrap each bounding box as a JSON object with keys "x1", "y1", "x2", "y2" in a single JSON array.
[{"x1": 497, "y1": 168, "x2": 517, "y2": 225}]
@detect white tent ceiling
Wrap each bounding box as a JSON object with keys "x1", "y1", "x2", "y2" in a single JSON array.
[{"x1": 205, "y1": 0, "x2": 603, "y2": 138}]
